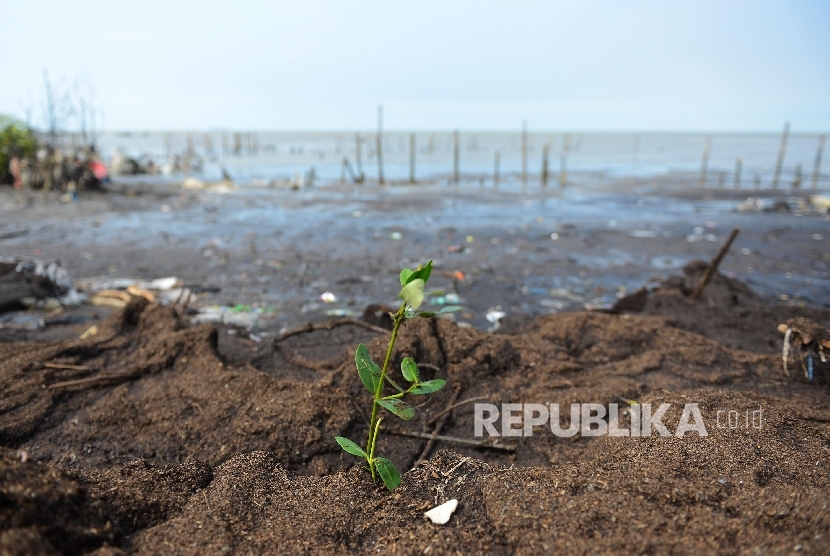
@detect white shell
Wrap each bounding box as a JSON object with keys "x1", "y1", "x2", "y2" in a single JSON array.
[{"x1": 424, "y1": 499, "x2": 458, "y2": 525}]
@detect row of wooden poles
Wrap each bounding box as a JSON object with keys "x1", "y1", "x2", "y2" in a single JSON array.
[
  {"x1": 698, "y1": 123, "x2": 825, "y2": 190},
  {"x1": 343, "y1": 110, "x2": 565, "y2": 186},
  {"x1": 165, "y1": 111, "x2": 825, "y2": 189},
  {"x1": 356, "y1": 113, "x2": 826, "y2": 189}
]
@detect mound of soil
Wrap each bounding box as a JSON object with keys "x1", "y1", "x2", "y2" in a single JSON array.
[{"x1": 1, "y1": 286, "x2": 829, "y2": 554}]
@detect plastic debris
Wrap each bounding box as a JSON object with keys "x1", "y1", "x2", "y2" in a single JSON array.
[
  {"x1": 0, "y1": 313, "x2": 45, "y2": 330},
  {"x1": 320, "y1": 292, "x2": 337, "y2": 303},
  {"x1": 0, "y1": 257, "x2": 81, "y2": 312},
  {"x1": 390, "y1": 232, "x2": 403, "y2": 240},
  {"x1": 325, "y1": 309, "x2": 361, "y2": 318},
  {"x1": 485, "y1": 309, "x2": 506, "y2": 323},
  {"x1": 191, "y1": 306, "x2": 260, "y2": 331},
  {"x1": 424, "y1": 499, "x2": 458, "y2": 525}
]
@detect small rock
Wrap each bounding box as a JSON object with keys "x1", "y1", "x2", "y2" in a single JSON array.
[{"x1": 425, "y1": 499, "x2": 458, "y2": 525}]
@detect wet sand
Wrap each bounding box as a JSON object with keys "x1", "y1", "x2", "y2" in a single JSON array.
[{"x1": 1, "y1": 173, "x2": 827, "y2": 336}]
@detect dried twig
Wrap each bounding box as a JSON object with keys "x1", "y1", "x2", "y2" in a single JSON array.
[
  {"x1": 426, "y1": 396, "x2": 489, "y2": 427},
  {"x1": 43, "y1": 362, "x2": 96, "y2": 371},
  {"x1": 416, "y1": 383, "x2": 462, "y2": 464},
  {"x1": 274, "y1": 318, "x2": 389, "y2": 343},
  {"x1": 387, "y1": 429, "x2": 514, "y2": 452},
  {"x1": 48, "y1": 370, "x2": 141, "y2": 390},
  {"x1": 690, "y1": 227, "x2": 740, "y2": 301}
]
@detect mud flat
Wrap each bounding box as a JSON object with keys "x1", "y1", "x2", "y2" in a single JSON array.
[{"x1": 1, "y1": 175, "x2": 829, "y2": 554}]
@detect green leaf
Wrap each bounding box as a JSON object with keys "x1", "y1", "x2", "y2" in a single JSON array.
[
  {"x1": 355, "y1": 344, "x2": 381, "y2": 393},
  {"x1": 374, "y1": 457, "x2": 402, "y2": 490},
  {"x1": 418, "y1": 306, "x2": 463, "y2": 318},
  {"x1": 398, "y1": 278, "x2": 425, "y2": 310},
  {"x1": 411, "y1": 260, "x2": 433, "y2": 284},
  {"x1": 400, "y1": 261, "x2": 433, "y2": 287},
  {"x1": 377, "y1": 398, "x2": 416, "y2": 420},
  {"x1": 408, "y1": 379, "x2": 447, "y2": 395},
  {"x1": 335, "y1": 436, "x2": 368, "y2": 458},
  {"x1": 401, "y1": 357, "x2": 419, "y2": 382}
]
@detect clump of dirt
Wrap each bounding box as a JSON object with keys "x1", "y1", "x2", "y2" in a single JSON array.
[
  {"x1": 614, "y1": 260, "x2": 830, "y2": 358},
  {"x1": 1, "y1": 284, "x2": 829, "y2": 554}
]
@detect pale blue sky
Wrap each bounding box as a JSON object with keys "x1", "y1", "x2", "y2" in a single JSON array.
[{"x1": 1, "y1": 0, "x2": 828, "y2": 131}]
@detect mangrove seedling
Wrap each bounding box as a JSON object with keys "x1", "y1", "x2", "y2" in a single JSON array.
[{"x1": 335, "y1": 260, "x2": 461, "y2": 490}]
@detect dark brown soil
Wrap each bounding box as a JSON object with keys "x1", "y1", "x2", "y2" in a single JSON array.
[{"x1": 2, "y1": 268, "x2": 830, "y2": 554}]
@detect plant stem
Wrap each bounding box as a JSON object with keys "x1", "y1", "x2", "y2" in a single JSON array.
[
  {"x1": 365, "y1": 303, "x2": 406, "y2": 478},
  {"x1": 369, "y1": 417, "x2": 383, "y2": 464}
]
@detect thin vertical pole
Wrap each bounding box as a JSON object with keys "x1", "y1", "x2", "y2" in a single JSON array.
[
  {"x1": 772, "y1": 122, "x2": 790, "y2": 189},
  {"x1": 409, "y1": 133, "x2": 416, "y2": 184},
  {"x1": 494, "y1": 150, "x2": 500, "y2": 187},
  {"x1": 355, "y1": 133, "x2": 363, "y2": 178},
  {"x1": 453, "y1": 130, "x2": 460, "y2": 184},
  {"x1": 812, "y1": 135, "x2": 825, "y2": 189},
  {"x1": 733, "y1": 157, "x2": 742, "y2": 189},
  {"x1": 541, "y1": 144, "x2": 550, "y2": 187},
  {"x1": 698, "y1": 136, "x2": 711, "y2": 188},
  {"x1": 793, "y1": 164, "x2": 802, "y2": 189},
  {"x1": 521, "y1": 120, "x2": 528, "y2": 186},
  {"x1": 377, "y1": 105, "x2": 384, "y2": 185}
]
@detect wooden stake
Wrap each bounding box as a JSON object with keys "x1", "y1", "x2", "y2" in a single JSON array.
[
  {"x1": 734, "y1": 157, "x2": 742, "y2": 189},
  {"x1": 541, "y1": 144, "x2": 550, "y2": 186},
  {"x1": 409, "y1": 133, "x2": 416, "y2": 184},
  {"x1": 793, "y1": 163, "x2": 802, "y2": 189},
  {"x1": 698, "y1": 136, "x2": 711, "y2": 188},
  {"x1": 453, "y1": 130, "x2": 460, "y2": 184},
  {"x1": 377, "y1": 105, "x2": 384, "y2": 185},
  {"x1": 689, "y1": 228, "x2": 741, "y2": 302},
  {"x1": 355, "y1": 133, "x2": 363, "y2": 179},
  {"x1": 494, "y1": 150, "x2": 500, "y2": 187},
  {"x1": 772, "y1": 122, "x2": 790, "y2": 189},
  {"x1": 521, "y1": 120, "x2": 528, "y2": 186},
  {"x1": 812, "y1": 135, "x2": 825, "y2": 189}
]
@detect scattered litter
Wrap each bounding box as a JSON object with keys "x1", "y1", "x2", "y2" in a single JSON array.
[
  {"x1": 390, "y1": 232, "x2": 403, "y2": 240},
  {"x1": 466, "y1": 235, "x2": 474, "y2": 243},
  {"x1": 320, "y1": 292, "x2": 337, "y2": 303},
  {"x1": 0, "y1": 257, "x2": 81, "y2": 312},
  {"x1": 80, "y1": 324, "x2": 99, "y2": 339},
  {"x1": 75, "y1": 276, "x2": 180, "y2": 292},
  {"x1": 160, "y1": 205, "x2": 172, "y2": 213},
  {"x1": 445, "y1": 293, "x2": 460, "y2": 304},
  {"x1": 352, "y1": 211, "x2": 363, "y2": 218},
  {"x1": 424, "y1": 499, "x2": 458, "y2": 525},
  {"x1": 550, "y1": 233, "x2": 559, "y2": 240},
  {"x1": 191, "y1": 306, "x2": 260, "y2": 331},
  {"x1": 325, "y1": 309, "x2": 361, "y2": 318},
  {"x1": 0, "y1": 313, "x2": 45, "y2": 330},
  {"x1": 485, "y1": 307, "x2": 506, "y2": 331},
  {"x1": 90, "y1": 290, "x2": 131, "y2": 308},
  {"x1": 248, "y1": 333, "x2": 262, "y2": 343}
]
